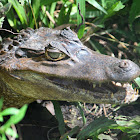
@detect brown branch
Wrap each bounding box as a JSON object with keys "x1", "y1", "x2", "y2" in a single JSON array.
[
  {"x1": 46, "y1": 11, "x2": 56, "y2": 24},
  {"x1": 0, "y1": 28, "x2": 21, "y2": 35},
  {"x1": 76, "y1": 3, "x2": 85, "y2": 32},
  {"x1": 29, "y1": 2, "x2": 38, "y2": 29}
]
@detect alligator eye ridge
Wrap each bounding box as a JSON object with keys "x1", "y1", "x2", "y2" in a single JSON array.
[{"x1": 76, "y1": 49, "x2": 89, "y2": 59}]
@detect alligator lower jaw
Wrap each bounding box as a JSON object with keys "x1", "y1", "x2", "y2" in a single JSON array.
[{"x1": 46, "y1": 76, "x2": 139, "y2": 104}]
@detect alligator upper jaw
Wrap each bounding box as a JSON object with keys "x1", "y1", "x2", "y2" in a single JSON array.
[{"x1": 46, "y1": 76, "x2": 139, "y2": 104}]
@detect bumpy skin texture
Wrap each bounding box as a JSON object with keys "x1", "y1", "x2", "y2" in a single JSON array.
[{"x1": 0, "y1": 27, "x2": 140, "y2": 107}]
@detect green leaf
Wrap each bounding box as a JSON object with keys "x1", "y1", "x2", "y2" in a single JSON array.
[
  {"x1": 132, "y1": 116, "x2": 140, "y2": 123},
  {"x1": 1, "y1": 108, "x2": 19, "y2": 116},
  {"x1": 40, "y1": 0, "x2": 59, "y2": 6},
  {"x1": 76, "y1": 102, "x2": 86, "y2": 126},
  {"x1": 77, "y1": 24, "x2": 85, "y2": 39},
  {"x1": 0, "y1": 2, "x2": 3, "y2": 7},
  {"x1": 86, "y1": 0, "x2": 107, "y2": 14},
  {"x1": 0, "y1": 104, "x2": 28, "y2": 133},
  {"x1": 49, "y1": 2, "x2": 57, "y2": 28},
  {"x1": 88, "y1": 39, "x2": 107, "y2": 54},
  {"x1": 30, "y1": 0, "x2": 40, "y2": 28},
  {"x1": 110, "y1": 116, "x2": 140, "y2": 137},
  {"x1": 113, "y1": 1, "x2": 125, "y2": 11},
  {"x1": 8, "y1": 0, "x2": 27, "y2": 26},
  {"x1": 134, "y1": 77, "x2": 140, "y2": 88},
  {"x1": 0, "y1": 3, "x2": 11, "y2": 17},
  {"x1": 103, "y1": 1, "x2": 125, "y2": 21},
  {"x1": 5, "y1": 127, "x2": 18, "y2": 138},
  {"x1": 84, "y1": 11, "x2": 102, "y2": 18},
  {"x1": 52, "y1": 101, "x2": 65, "y2": 135},
  {"x1": 0, "y1": 97, "x2": 3, "y2": 111},
  {"x1": 6, "y1": 8, "x2": 17, "y2": 29},
  {"x1": 0, "y1": 115, "x2": 4, "y2": 122},
  {"x1": 116, "y1": 120, "x2": 129, "y2": 126},
  {"x1": 129, "y1": 0, "x2": 140, "y2": 28},
  {"x1": 98, "y1": 134, "x2": 114, "y2": 140},
  {"x1": 57, "y1": 4, "x2": 72, "y2": 25},
  {"x1": 40, "y1": 5, "x2": 49, "y2": 26},
  {"x1": 8, "y1": 104, "x2": 28, "y2": 124},
  {"x1": 77, "y1": 117, "x2": 116, "y2": 140},
  {"x1": 1, "y1": 134, "x2": 7, "y2": 140},
  {"x1": 101, "y1": 0, "x2": 126, "y2": 9},
  {"x1": 60, "y1": 126, "x2": 80, "y2": 140},
  {"x1": 76, "y1": 0, "x2": 85, "y2": 38},
  {"x1": 0, "y1": 17, "x2": 4, "y2": 28}
]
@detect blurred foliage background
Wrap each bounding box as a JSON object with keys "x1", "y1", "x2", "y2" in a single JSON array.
[
  {"x1": 0, "y1": 0, "x2": 140, "y2": 139},
  {"x1": 0, "y1": 0, "x2": 140, "y2": 63}
]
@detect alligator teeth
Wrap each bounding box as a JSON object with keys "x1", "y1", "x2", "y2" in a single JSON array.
[
  {"x1": 131, "y1": 93, "x2": 135, "y2": 100},
  {"x1": 136, "y1": 89, "x2": 139, "y2": 95},
  {"x1": 124, "y1": 98, "x2": 126, "y2": 103},
  {"x1": 115, "y1": 82, "x2": 122, "y2": 86},
  {"x1": 112, "y1": 81, "x2": 116, "y2": 85},
  {"x1": 93, "y1": 83, "x2": 96, "y2": 88}
]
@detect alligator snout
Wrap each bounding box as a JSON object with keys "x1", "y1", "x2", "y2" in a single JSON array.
[{"x1": 106, "y1": 60, "x2": 140, "y2": 82}]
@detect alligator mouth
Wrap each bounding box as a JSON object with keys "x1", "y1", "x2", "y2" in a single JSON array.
[{"x1": 46, "y1": 76, "x2": 139, "y2": 104}]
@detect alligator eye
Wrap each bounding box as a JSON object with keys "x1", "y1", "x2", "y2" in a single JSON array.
[{"x1": 45, "y1": 47, "x2": 66, "y2": 61}]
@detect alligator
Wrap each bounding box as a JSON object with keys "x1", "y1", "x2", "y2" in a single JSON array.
[{"x1": 0, "y1": 27, "x2": 140, "y2": 108}]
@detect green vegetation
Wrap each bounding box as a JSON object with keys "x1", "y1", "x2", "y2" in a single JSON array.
[
  {"x1": 0, "y1": 98, "x2": 28, "y2": 139},
  {"x1": 0, "y1": 0, "x2": 140, "y2": 139}
]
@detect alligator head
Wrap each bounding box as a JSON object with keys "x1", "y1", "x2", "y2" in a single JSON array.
[{"x1": 0, "y1": 27, "x2": 140, "y2": 107}]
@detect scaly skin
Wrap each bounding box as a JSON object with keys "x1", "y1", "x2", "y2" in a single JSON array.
[{"x1": 0, "y1": 27, "x2": 140, "y2": 108}]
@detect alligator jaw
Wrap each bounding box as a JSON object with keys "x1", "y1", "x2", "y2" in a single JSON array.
[{"x1": 46, "y1": 76, "x2": 139, "y2": 104}]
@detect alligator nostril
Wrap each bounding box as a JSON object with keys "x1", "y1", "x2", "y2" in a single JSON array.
[{"x1": 119, "y1": 61, "x2": 129, "y2": 68}]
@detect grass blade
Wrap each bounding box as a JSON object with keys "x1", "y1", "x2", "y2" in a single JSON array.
[
  {"x1": 52, "y1": 101, "x2": 65, "y2": 135},
  {"x1": 76, "y1": 0, "x2": 85, "y2": 38},
  {"x1": 8, "y1": 0, "x2": 27, "y2": 27},
  {"x1": 86, "y1": 0, "x2": 107, "y2": 14},
  {"x1": 77, "y1": 116, "x2": 116, "y2": 140}
]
